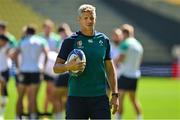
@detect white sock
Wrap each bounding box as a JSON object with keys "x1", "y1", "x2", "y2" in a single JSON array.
[
  {"x1": 0, "y1": 107, "x2": 5, "y2": 115},
  {"x1": 54, "y1": 112, "x2": 64, "y2": 120},
  {"x1": 29, "y1": 113, "x2": 38, "y2": 120},
  {"x1": 0, "y1": 96, "x2": 7, "y2": 115},
  {"x1": 114, "y1": 113, "x2": 122, "y2": 120},
  {"x1": 137, "y1": 114, "x2": 143, "y2": 120},
  {"x1": 1, "y1": 96, "x2": 8, "y2": 105},
  {"x1": 15, "y1": 116, "x2": 21, "y2": 120}
]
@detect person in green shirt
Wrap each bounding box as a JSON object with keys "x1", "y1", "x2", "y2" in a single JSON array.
[
  {"x1": 38, "y1": 19, "x2": 61, "y2": 114},
  {"x1": 0, "y1": 21, "x2": 17, "y2": 112},
  {"x1": 0, "y1": 21, "x2": 17, "y2": 48},
  {"x1": 115, "y1": 24, "x2": 143, "y2": 120},
  {"x1": 53, "y1": 4, "x2": 119, "y2": 119}
]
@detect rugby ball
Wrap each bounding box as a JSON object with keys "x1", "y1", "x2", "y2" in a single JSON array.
[{"x1": 67, "y1": 49, "x2": 86, "y2": 76}]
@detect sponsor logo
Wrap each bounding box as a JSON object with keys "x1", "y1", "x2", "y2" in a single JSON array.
[
  {"x1": 88, "y1": 39, "x2": 93, "y2": 43},
  {"x1": 77, "y1": 40, "x2": 84, "y2": 48}
]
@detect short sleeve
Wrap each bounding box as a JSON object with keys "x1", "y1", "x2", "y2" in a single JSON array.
[
  {"x1": 57, "y1": 38, "x2": 74, "y2": 61},
  {"x1": 43, "y1": 39, "x2": 49, "y2": 49},
  {"x1": 38, "y1": 37, "x2": 49, "y2": 50},
  {"x1": 105, "y1": 38, "x2": 112, "y2": 60},
  {"x1": 119, "y1": 41, "x2": 129, "y2": 54},
  {"x1": 8, "y1": 35, "x2": 17, "y2": 48}
]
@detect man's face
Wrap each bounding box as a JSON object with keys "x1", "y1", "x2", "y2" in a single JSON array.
[
  {"x1": 59, "y1": 31, "x2": 67, "y2": 39},
  {"x1": 79, "y1": 11, "x2": 96, "y2": 30},
  {"x1": 111, "y1": 32, "x2": 124, "y2": 45},
  {"x1": 43, "y1": 25, "x2": 52, "y2": 35}
]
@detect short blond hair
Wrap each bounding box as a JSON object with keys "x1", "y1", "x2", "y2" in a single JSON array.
[
  {"x1": 121, "y1": 24, "x2": 134, "y2": 37},
  {"x1": 43, "y1": 19, "x2": 54, "y2": 28},
  {"x1": 78, "y1": 4, "x2": 96, "y2": 17}
]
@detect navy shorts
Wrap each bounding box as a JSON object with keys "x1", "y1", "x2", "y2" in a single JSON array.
[
  {"x1": 118, "y1": 75, "x2": 138, "y2": 91},
  {"x1": 0, "y1": 69, "x2": 9, "y2": 82},
  {"x1": 66, "y1": 95, "x2": 111, "y2": 119},
  {"x1": 54, "y1": 73, "x2": 69, "y2": 87},
  {"x1": 44, "y1": 74, "x2": 54, "y2": 82},
  {"x1": 17, "y1": 72, "x2": 41, "y2": 85}
]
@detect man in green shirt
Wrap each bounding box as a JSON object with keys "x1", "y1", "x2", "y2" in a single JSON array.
[
  {"x1": 53, "y1": 4, "x2": 119, "y2": 119},
  {"x1": 0, "y1": 21, "x2": 17, "y2": 111},
  {"x1": 0, "y1": 21, "x2": 17, "y2": 48}
]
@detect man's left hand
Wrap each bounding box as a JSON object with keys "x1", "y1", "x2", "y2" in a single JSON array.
[{"x1": 110, "y1": 95, "x2": 119, "y2": 114}]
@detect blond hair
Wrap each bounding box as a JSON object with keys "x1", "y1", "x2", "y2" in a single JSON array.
[
  {"x1": 43, "y1": 19, "x2": 54, "y2": 28},
  {"x1": 78, "y1": 4, "x2": 96, "y2": 17},
  {"x1": 121, "y1": 24, "x2": 134, "y2": 37}
]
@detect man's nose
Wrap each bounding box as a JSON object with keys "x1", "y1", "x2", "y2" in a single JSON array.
[{"x1": 87, "y1": 18, "x2": 93, "y2": 23}]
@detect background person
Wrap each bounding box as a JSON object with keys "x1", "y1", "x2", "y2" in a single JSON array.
[
  {"x1": 115, "y1": 24, "x2": 143, "y2": 120},
  {"x1": 14, "y1": 25, "x2": 48, "y2": 119}
]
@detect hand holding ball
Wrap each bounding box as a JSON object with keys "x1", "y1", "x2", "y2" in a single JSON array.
[{"x1": 67, "y1": 49, "x2": 86, "y2": 76}]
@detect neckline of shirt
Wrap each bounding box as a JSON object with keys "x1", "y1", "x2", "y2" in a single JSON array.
[{"x1": 78, "y1": 31, "x2": 96, "y2": 38}]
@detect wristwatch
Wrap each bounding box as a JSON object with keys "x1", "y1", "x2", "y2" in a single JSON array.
[{"x1": 112, "y1": 93, "x2": 119, "y2": 97}]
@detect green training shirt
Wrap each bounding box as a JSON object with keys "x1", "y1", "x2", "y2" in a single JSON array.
[{"x1": 58, "y1": 31, "x2": 111, "y2": 96}]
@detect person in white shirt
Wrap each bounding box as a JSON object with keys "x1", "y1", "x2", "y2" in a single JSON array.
[
  {"x1": 14, "y1": 25, "x2": 49, "y2": 119},
  {"x1": 0, "y1": 35, "x2": 11, "y2": 113},
  {"x1": 115, "y1": 24, "x2": 143, "y2": 120}
]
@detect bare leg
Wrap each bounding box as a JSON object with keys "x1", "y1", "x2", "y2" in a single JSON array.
[
  {"x1": 16, "y1": 84, "x2": 26, "y2": 117},
  {"x1": 0, "y1": 80, "x2": 5, "y2": 95},
  {"x1": 118, "y1": 89, "x2": 126, "y2": 114},
  {"x1": 27, "y1": 84, "x2": 39, "y2": 119},
  {"x1": 44, "y1": 81, "x2": 54, "y2": 113},
  {"x1": 53, "y1": 87, "x2": 67, "y2": 119},
  {"x1": 128, "y1": 91, "x2": 142, "y2": 119}
]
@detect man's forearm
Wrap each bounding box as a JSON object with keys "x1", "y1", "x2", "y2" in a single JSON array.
[
  {"x1": 53, "y1": 63, "x2": 69, "y2": 73},
  {"x1": 106, "y1": 60, "x2": 118, "y2": 93},
  {"x1": 108, "y1": 69, "x2": 118, "y2": 93}
]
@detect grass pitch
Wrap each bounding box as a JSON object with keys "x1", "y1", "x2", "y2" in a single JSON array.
[{"x1": 2, "y1": 77, "x2": 180, "y2": 119}]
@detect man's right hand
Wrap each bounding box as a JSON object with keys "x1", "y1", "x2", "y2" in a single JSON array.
[{"x1": 66, "y1": 56, "x2": 86, "y2": 72}]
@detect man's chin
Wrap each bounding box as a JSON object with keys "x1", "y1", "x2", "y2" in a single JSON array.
[{"x1": 85, "y1": 26, "x2": 93, "y2": 30}]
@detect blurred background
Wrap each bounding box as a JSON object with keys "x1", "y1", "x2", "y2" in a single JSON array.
[{"x1": 0, "y1": 0, "x2": 180, "y2": 119}]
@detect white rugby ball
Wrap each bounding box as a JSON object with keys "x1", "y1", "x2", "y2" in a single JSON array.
[{"x1": 67, "y1": 49, "x2": 86, "y2": 76}]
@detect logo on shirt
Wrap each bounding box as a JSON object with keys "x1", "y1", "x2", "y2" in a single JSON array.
[
  {"x1": 77, "y1": 40, "x2": 84, "y2": 48},
  {"x1": 99, "y1": 40, "x2": 103, "y2": 46},
  {"x1": 88, "y1": 39, "x2": 93, "y2": 43}
]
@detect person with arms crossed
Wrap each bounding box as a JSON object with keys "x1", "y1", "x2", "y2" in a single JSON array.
[
  {"x1": 53, "y1": 4, "x2": 119, "y2": 119},
  {"x1": 115, "y1": 24, "x2": 143, "y2": 120}
]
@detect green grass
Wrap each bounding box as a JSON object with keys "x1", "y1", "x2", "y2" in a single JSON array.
[{"x1": 2, "y1": 77, "x2": 180, "y2": 119}]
